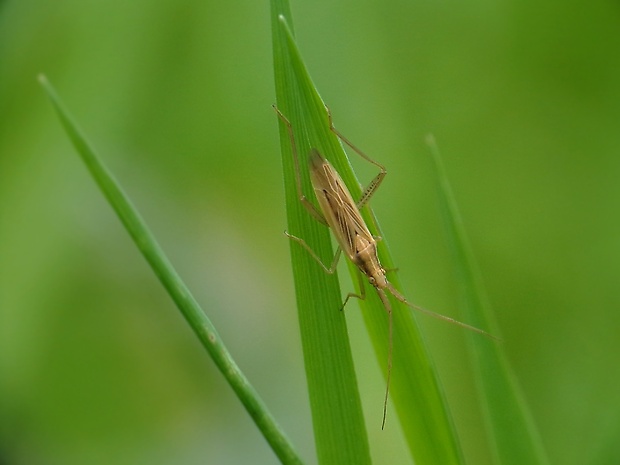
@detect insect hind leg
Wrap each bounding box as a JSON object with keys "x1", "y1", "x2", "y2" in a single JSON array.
[
  {"x1": 273, "y1": 105, "x2": 329, "y2": 226},
  {"x1": 324, "y1": 106, "x2": 387, "y2": 209}
]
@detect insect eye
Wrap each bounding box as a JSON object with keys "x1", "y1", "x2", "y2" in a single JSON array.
[{"x1": 369, "y1": 277, "x2": 376, "y2": 284}]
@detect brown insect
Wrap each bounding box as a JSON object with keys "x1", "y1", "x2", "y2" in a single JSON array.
[{"x1": 274, "y1": 105, "x2": 495, "y2": 429}]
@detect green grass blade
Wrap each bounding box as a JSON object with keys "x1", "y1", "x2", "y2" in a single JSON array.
[
  {"x1": 38, "y1": 74, "x2": 304, "y2": 465},
  {"x1": 271, "y1": 3, "x2": 465, "y2": 464},
  {"x1": 427, "y1": 135, "x2": 550, "y2": 465},
  {"x1": 271, "y1": 4, "x2": 372, "y2": 465}
]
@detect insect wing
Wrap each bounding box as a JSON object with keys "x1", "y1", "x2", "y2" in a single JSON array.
[{"x1": 308, "y1": 150, "x2": 374, "y2": 261}]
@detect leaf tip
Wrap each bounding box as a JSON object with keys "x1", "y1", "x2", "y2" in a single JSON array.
[
  {"x1": 278, "y1": 14, "x2": 292, "y2": 33},
  {"x1": 38, "y1": 73, "x2": 49, "y2": 87},
  {"x1": 425, "y1": 133, "x2": 436, "y2": 148}
]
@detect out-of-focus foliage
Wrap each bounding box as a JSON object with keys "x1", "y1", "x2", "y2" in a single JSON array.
[{"x1": 1, "y1": 1, "x2": 619, "y2": 464}]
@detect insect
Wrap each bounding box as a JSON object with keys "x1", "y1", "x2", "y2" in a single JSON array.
[{"x1": 273, "y1": 105, "x2": 495, "y2": 429}]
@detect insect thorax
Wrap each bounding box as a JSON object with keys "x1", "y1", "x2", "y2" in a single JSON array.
[{"x1": 352, "y1": 237, "x2": 388, "y2": 289}]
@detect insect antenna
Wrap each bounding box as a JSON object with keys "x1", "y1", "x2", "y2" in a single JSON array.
[
  {"x1": 386, "y1": 283, "x2": 500, "y2": 341},
  {"x1": 376, "y1": 289, "x2": 393, "y2": 430}
]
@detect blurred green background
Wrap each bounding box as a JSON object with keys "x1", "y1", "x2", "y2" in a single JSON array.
[{"x1": 1, "y1": 0, "x2": 619, "y2": 464}]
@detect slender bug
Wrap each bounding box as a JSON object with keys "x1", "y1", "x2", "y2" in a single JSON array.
[{"x1": 274, "y1": 105, "x2": 496, "y2": 429}]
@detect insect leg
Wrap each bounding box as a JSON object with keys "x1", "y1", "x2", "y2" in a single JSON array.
[
  {"x1": 273, "y1": 105, "x2": 328, "y2": 226},
  {"x1": 357, "y1": 169, "x2": 387, "y2": 210},
  {"x1": 326, "y1": 105, "x2": 387, "y2": 172},
  {"x1": 325, "y1": 106, "x2": 387, "y2": 209},
  {"x1": 284, "y1": 231, "x2": 342, "y2": 274},
  {"x1": 340, "y1": 269, "x2": 367, "y2": 311}
]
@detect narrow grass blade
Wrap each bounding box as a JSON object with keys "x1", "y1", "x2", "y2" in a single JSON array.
[
  {"x1": 39, "y1": 75, "x2": 304, "y2": 465},
  {"x1": 271, "y1": 4, "x2": 371, "y2": 465},
  {"x1": 427, "y1": 135, "x2": 550, "y2": 465},
  {"x1": 272, "y1": 3, "x2": 465, "y2": 464}
]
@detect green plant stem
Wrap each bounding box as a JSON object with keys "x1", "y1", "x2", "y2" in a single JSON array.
[{"x1": 39, "y1": 74, "x2": 304, "y2": 465}]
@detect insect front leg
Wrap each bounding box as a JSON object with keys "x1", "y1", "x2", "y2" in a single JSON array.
[
  {"x1": 285, "y1": 232, "x2": 369, "y2": 312},
  {"x1": 340, "y1": 269, "x2": 367, "y2": 311}
]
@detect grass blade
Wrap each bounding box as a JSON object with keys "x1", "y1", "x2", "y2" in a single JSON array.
[
  {"x1": 271, "y1": 3, "x2": 465, "y2": 464},
  {"x1": 271, "y1": 4, "x2": 372, "y2": 465},
  {"x1": 427, "y1": 135, "x2": 550, "y2": 465},
  {"x1": 39, "y1": 74, "x2": 304, "y2": 465}
]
